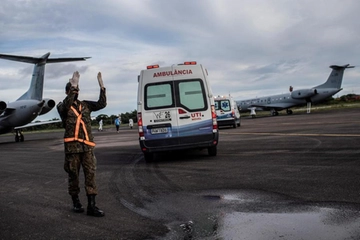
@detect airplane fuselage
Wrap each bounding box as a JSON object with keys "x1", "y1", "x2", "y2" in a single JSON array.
[
  {"x1": 237, "y1": 88, "x2": 341, "y2": 112},
  {"x1": 0, "y1": 100, "x2": 44, "y2": 134}
]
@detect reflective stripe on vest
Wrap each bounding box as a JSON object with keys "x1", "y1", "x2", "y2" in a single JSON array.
[{"x1": 64, "y1": 105, "x2": 96, "y2": 147}]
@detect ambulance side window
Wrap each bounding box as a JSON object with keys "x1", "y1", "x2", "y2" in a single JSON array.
[
  {"x1": 176, "y1": 79, "x2": 207, "y2": 111},
  {"x1": 145, "y1": 82, "x2": 174, "y2": 110}
]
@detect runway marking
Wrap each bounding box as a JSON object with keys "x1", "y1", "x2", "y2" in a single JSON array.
[{"x1": 222, "y1": 132, "x2": 360, "y2": 137}]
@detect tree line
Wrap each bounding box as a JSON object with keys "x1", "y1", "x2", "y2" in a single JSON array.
[{"x1": 95, "y1": 110, "x2": 137, "y2": 125}]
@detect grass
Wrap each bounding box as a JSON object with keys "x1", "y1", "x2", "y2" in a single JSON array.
[{"x1": 240, "y1": 102, "x2": 360, "y2": 117}]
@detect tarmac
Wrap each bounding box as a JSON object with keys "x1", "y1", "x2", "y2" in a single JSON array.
[{"x1": 0, "y1": 108, "x2": 359, "y2": 239}]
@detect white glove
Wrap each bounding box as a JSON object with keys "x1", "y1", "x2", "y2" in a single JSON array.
[
  {"x1": 69, "y1": 71, "x2": 80, "y2": 88},
  {"x1": 97, "y1": 72, "x2": 105, "y2": 89}
]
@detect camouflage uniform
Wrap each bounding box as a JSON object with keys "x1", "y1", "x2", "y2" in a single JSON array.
[{"x1": 57, "y1": 86, "x2": 106, "y2": 196}]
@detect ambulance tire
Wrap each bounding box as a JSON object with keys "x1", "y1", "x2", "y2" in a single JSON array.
[
  {"x1": 144, "y1": 152, "x2": 154, "y2": 162},
  {"x1": 233, "y1": 120, "x2": 237, "y2": 128},
  {"x1": 208, "y1": 146, "x2": 217, "y2": 156}
]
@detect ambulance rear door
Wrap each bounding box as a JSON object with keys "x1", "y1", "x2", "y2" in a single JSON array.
[
  {"x1": 172, "y1": 64, "x2": 213, "y2": 139},
  {"x1": 142, "y1": 76, "x2": 179, "y2": 141}
]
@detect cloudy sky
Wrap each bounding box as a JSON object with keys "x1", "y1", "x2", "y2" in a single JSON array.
[{"x1": 1, "y1": 0, "x2": 360, "y2": 120}]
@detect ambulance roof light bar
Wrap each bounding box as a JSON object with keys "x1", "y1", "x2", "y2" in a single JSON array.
[
  {"x1": 147, "y1": 64, "x2": 159, "y2": 69},
  {"x1": 184, "y1": 61, "x2": 197, "y2": 65}
]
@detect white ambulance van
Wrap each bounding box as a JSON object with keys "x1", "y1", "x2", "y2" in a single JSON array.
[
  {"x1": 137, "y1": 61, "x2": 219, "y2": 162},
  {"x1": 214, "y1": 95, "x2": 241, "y2": 128}
]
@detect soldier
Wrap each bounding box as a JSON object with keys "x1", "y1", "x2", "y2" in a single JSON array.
[{"x1": 57, "y1": 71, "x2": 106, "y2": 217}]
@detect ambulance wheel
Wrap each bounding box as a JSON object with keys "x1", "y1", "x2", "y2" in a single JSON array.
[
  {"x1": 144, "y1": 152, "x2": 154, "y2": 162},
  {"x1": 233, "y1": 121, "x2": 237, "y2": 128},
  {"x1": 237, "y1": 120, "x2": 241, "y2": 127},
  {"x1": 208, "y1": 146, "x2": 217, "y2": 156}
]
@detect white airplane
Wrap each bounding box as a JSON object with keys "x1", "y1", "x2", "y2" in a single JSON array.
[
  {"x1": 236, "y1": 64, "x2": 354, "y2": 116},
  {"x1": 0, "y1": 52, "x2": 90, "y2": 142}
]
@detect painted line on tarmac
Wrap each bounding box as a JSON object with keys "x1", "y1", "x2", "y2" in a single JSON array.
[{"x1": 222, "y1": 132, "x2": 360, "y2": 137}]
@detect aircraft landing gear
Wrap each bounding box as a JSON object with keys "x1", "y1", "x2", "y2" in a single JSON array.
[
  {"x1": 286, "y1": 109, "x2": 293, "y2": 115},
  {"x1": 15, "y1": 130, "x2": 24, "y2": 142},
  {"x1": 250, "y1": 107, "x2": 256, "y2": 118},
  {"x1": 307, "y1": 102, "x2": 312, "y2": 114},
  {"x1": 271, "y1": 110, "x2": 279, "y2": 116}
]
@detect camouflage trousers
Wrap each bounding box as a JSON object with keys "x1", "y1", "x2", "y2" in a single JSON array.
[{"x1": 64, "y1": 151, "x2": 98, "y2": 196}]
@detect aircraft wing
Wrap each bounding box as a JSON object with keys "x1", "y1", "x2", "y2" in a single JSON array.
[
  {"x1": 47, "y1": 57, "x2": 91, "y2": 63},
  {"x1": 0, "y1": 53, "x2": 90, "y2": 64},
  {"x1": 0, "y1": 107, "x2": 16, "y2": 117},
  {"x1": 14, "y1": 119, "x2": 62, "y2": 130},
  {"x1": 0, "y1": 54, "x2": 40, "y2": 64}
]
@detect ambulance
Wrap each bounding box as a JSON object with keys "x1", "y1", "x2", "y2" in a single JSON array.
[
  {"x1": 137, "y1": 61, "x2": 219, "y2": 162},
  {"x1": 214, "y1": 95, "x2": 241, "y2": 128}
]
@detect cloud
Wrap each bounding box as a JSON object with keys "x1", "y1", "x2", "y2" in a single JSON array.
[{"x1": 0, "y1": 0, "x2": 359, "y2": 120}]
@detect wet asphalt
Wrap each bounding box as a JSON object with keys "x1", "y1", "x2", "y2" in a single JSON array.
[{"x1": 0, "y1": 108, "x2": 359, "y2": 240}]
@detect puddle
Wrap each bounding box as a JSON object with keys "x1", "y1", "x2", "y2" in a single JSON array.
[
  {"x1": 214, "y1": 192, "x2": 360, "y2": 239},
  {"x1": 146, "y1": 190, "x2": 360, "y2": 239},
  {"x1": 217, "y1": 208, "x2": 360, "y2": 240}
]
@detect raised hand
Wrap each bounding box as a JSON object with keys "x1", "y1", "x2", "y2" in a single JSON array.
[
  {"x1": 97, "y1": 72, "x2": 105, "y2": 89},
  {"x1": 69, "y1": 71, "x2": 80, "y2": 88}
]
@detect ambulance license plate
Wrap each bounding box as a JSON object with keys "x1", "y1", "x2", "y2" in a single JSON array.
[{"x1": 151, "y1": 128, "x2": 168, "y2": 134}]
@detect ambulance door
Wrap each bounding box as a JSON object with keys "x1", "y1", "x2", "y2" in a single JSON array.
[
  {"x1": 174, "y1": 78, "x2": 212, "y2": 138},
  {"x1": 143, "y1": 81, "x2": 179, "y2": 141}
]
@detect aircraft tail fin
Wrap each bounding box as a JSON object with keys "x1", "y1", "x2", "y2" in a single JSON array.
[
  {"x1": 0, "y1": 52, "x2": 90, "y2": 101},
  {"x1": 315, "y1": 64, "x2": 354, "y2": 89}
]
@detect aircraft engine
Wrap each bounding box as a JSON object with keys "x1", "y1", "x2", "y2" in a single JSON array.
[
  {"x1": 291, "y1": 89, "x2": 317, "y2": 99},
  {"x1": 39, "y1": 98, "x2": 56, "y2": 115},
  {"x1": 0, "y1": 101, "x2": 7, "y2": 112}
]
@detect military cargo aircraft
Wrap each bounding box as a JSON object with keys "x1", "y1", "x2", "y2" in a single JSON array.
[
  {"x1": 236, "y1": 64, "x2": 354, "y2": 116},
  {"x1": 0, "y1": 52, "x2": 89, "y2": 142}
]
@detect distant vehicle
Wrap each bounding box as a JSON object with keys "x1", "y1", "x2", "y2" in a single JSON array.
[
  {"x1": 137, "y1": 61, "x2": 219, "y2": 162},
  {"x1": 214, "y1": 95, "x2": 241, "y2": 128},
  {"x1": 0, "y1": 52, "x2": 89, "y2": 142},
  {"x1": 236, "y1": 64, "x2": 354, "y2": 116}
]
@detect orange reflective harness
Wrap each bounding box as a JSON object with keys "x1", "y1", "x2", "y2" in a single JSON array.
[{"x1": 64, "y1": 105, "x2": 95, "y2": 147}]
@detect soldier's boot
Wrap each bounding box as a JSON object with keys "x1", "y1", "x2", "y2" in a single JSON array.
[
  {"x1": 87, "y1": 194, "x2": 105, "y2": 217},
  {"x1": 71, "y1": 195, "x2": 84, "y2": 213}
]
